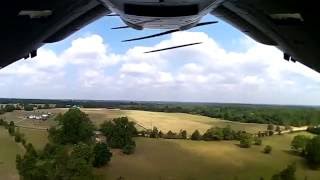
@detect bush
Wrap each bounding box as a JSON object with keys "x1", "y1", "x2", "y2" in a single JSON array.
[
  {"x1": 150, "y1": 127, "x2": 159, "y2": 138},
  {"x1": 202, "y1": 127, "x2": 224, "y2": 141},
  {"x1": 264, "y1": 145, "x2": 272, "y2": 154},
  {"x1": 0, "y1": 119, "x2": 4, "y2": 126},
  {"x1": 191, "y1": 130, "x2": 201, "y2": 140},
  {"x1": 179, "y1": 130, "x2": 187, "y2": 139},
  {"x1": 305, "y1": 135, "x2": 320, "y2": 168},
  {"x1": 8, "y1": 121, "x2": 15, "y2": 136},
  {"x1": 14, "y1": 133, "x2": 22, "y2": 142},
  {"x1": 165, "y1": 130, "x2": 178, "y2": 139},
  {"x1": 239, "y1": 134, "x2": 253, "y2": 148},
  {"x1": 122, "y1": 141, "x2": 136, "y2": 155},
  {"x1": 93, "y1": 143, "x2": 112, "y2": 168},
  {"x1": 24, "y1": 105, "x2": 34, "y2": 111},
  {"x1": 254, "y1": 137, "x2": 262, "y2": 146},
  {"x1": 158, "y1": 131, "x2": 164, "y2": 138},
  {"x1": 271, "y1": 163, "x2": 296, "y2": 180},
  {"x1": 291, "y1": 135, "x2": 310, "y2": 154}
]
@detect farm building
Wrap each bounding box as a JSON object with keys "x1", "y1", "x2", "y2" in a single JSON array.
[
  {"x1": 94, "y1": 131, "x2": 106, "y2": 143},
  {"x1": 27, "y1": 113, "x2": 51, "y2": 121}
]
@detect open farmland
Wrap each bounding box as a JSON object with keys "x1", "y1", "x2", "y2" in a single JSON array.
[
  {"x1": 124, "y1": 110, "x2": 270, "y2": 134},
  {"x1": 1, "y1": 108, "x2": 319, "y2": 180},
  {"x1": 97, "y1": 132, "x2": 319, "y2": 180}
]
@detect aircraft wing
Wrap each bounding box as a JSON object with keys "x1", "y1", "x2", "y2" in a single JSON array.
[
  {"x1": 0, "y1": 0, "x2": 319, "y2": 73},
  {"x1": 0, "y1": 0, "x2": 110, "y2": 68},
  {"x1": 212, "y1": 0, "x2": 320, "y2": 72}
]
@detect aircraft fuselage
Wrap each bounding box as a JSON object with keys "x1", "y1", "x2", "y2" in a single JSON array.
[{"x1": 100, "y1": 0, "x2": 223, "y2": 30}]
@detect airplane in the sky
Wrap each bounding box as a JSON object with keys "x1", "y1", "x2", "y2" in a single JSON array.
[{"x1": 1, "y1": 0, "x2": 319, "y2": 72}]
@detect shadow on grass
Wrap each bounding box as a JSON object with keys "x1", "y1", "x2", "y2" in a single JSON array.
[{"x1": 282, "y1": 149, "x2": 300, "y2": 156}]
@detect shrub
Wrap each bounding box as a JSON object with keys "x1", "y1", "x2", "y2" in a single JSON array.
[
  {"x1": 191, "y1": 130, "x2": 201, "y2": 140},
  {"x1": 264, "y1": 145, "x2": 272, "y2": 154},
  {"x1": 254, "y1": 137, "x2": 262, "y2": 146},
  {"x1": 93, "y1": 143, "x2": 112, "y2": 167},
  {"x1": 122, "y1": 141, "x2": 136, "y2": 155},
  {"x1": 239, "y1": 134, "x2": 253, "y2": 148}
]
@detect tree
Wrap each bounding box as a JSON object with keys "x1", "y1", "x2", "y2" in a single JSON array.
[
  {"x1": 305, "y1": 136, "x2": 320, "y2": 168},
  {"x1": 276, "y1": 126, "x2": 282, "y2": 134},
  {"x1": 291, "y1": 135, "x2": 310, "y2": 154},
  {"x1": 239, "y1": 133, "x2": 253, "y2": 148},
  {"x1": 14, "y1": 130, "x2": 24, "y2": 143},
  {"x1": 271, "y1": 163, "x2": 296, "y2": 180},
  {"x1": 202, "y1": 127, "x2": 224, "y2": 141},
  {"x1": 158, "y1": 131, "x2": 164, "y2": 138},
  {"x1": 71, "y1": 143, "x2": 94, "y2": 164},
  {"x1": 4, "y1": 104, "x2": 15, "y2": 112},
  {"x1": 191, "y1": 130, "x2": 201, "y2": 140},
  {"x1": 122, "y1": 141, "x2": 136, "y2": 155},
  {"x1": 44, "y1": 104, "x2": 50, "y2": 109},
  {"x1": 8, "y1": 121, "x2": 15, "y2": 136},
  {"x1": 100, "y1": 117, "x2": 137, "y2": 149},
  {"x1": 268, "y1": 124, "x2": 275, "y2": 131},
  {"x1": 264, "y1": 145, "x2": 272, "y2": 154},
  {"x1": 222, "y1": 125, "x2": 235, "y2": 140},
  {"x1": 49, "y1": 109, "x2": 95, "y2": 144},
  {"x1": 150, "y1": 127, "x2": 159, "y2": 138},
  {"x1": 165, "y1": 130, "x2": 177, "y2": 139},
  {"x1": 93, "y1": 143, "x2": 112, "y2": 167},
  {"x1": 64, "y1": 154, "x2": 94, "y2": 180},
  {"x1": 179, "y1": 129, "x2": 187, "y2": 139},
  {"x1": 24, "y1": 104, "x2": 34, "y2": 111},
  {"x1": 254, "y1": 137, "x2": 262, "y2": 146}
]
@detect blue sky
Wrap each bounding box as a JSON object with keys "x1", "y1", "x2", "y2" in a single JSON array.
[{"x1": 1, "y1": 15, "x2": 320, "y2": 105}]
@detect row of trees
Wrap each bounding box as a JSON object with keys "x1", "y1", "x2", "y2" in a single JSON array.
[
  {"x1": 291, "y1": 134, "x2": 320, "y2": 169},
  {"x1": 16, "y1": 108, "x2": 113, "y2": 180},
  {"x1": 0, "y1": 103, "x2": 52, "y2": 114},
  {"x1": 307, "y1": 126, "x2": 320, "y2": 135},
  {"x1": 142, "y1": 125, "x2": 270, "y2": 150}
]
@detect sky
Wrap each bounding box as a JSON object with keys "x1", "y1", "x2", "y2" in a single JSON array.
[{"x1": 0, "y1": 15, "x2": 320, "y2": 105}]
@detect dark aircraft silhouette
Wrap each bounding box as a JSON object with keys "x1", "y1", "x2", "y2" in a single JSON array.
[{"x1": 1, "y1": 0, "x2": 319, "y2": 73}]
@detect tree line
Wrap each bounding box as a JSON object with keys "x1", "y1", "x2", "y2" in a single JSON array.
[{"x1": 123, "y1": 104, "x2": 320, "y2": 127}]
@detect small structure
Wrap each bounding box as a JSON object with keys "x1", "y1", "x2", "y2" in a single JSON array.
[
  {"x1": 27, "y1": 113, "x2": 52, "y2": 121},
  {"x1": 94, "y1": 131, "x2": 106, "y2": 143}
]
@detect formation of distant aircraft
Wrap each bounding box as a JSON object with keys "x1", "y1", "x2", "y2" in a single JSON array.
[{"x1": 1, "y1": 0, "x2": 319, "y2": 72}]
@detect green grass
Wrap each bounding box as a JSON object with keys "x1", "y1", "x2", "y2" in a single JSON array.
[
  {"x1": 1, "y1": 109, "x2": 320, "y2": 180},
  {"x1": 0, "y1": 127, "x2": 23, "y2": 180},
  {"x1": 19, "y1": 128, "x2": 48, "y2": 150},
  {"x1": 96, "y1": 132, "x2": 320, "y2": 180}
]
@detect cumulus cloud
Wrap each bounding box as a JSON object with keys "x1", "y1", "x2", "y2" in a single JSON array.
[{"x1": 0, "y1": 32, "x2": 320, "y2": 105}]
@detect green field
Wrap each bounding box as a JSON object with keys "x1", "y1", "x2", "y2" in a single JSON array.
[
  {"x1": 98, "y1": 132, "x2": 319, "y2": 180},
  {"x1": 0, "y1": 127, "x2": 23, "y2": 180},
  {"x1": 1, "y1": 109, "x2": 320, "y2": 180}
]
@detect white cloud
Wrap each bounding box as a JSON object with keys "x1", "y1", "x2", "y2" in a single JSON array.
[{"x1": 1, "y1": 32, "x2": 320, "y2": 105}]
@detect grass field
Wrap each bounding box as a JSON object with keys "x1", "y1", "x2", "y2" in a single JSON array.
[
  {"x1": 1, "y1": 108, "x2": 320, "y2": 180},
  {"x1": 97, "y1": 132, "x2": 319, "y2": 180},
  {"x1": 124, "y1": 110, "x2": 269, "y2": 134},
  {"x1": 0, "y1": 127, "x2": 23, "y2": 180},
  {"x1": 1, "y1": 108, "x2": 271, "y2": 134}
]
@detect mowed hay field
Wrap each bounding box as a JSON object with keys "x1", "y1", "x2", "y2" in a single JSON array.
[
  {"x1": 124, "y1": 110, "x2": 269, "y2": 134},
  {"x1": 97, "y1": 132, "x2": 320, "y2": 180},
  {"x1": 0, "y1": 127, "x2": 23, "y2": 180}
]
